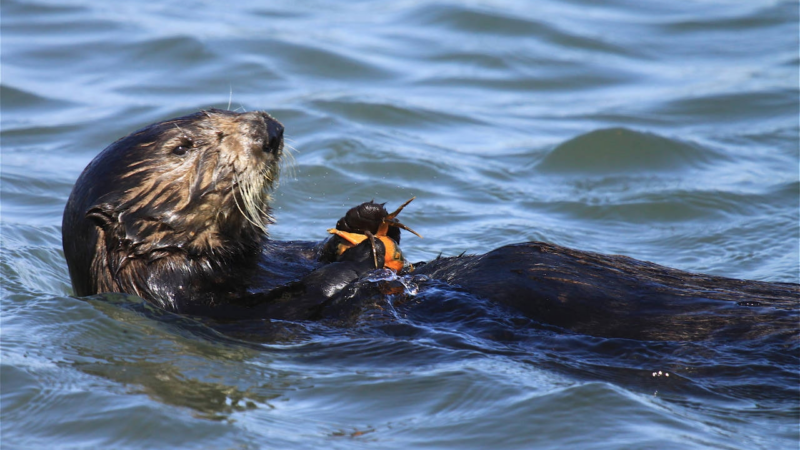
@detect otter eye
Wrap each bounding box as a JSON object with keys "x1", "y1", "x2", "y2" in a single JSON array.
[{"x1": 172, "y1": 137, "x2": 194, "y2": 156}]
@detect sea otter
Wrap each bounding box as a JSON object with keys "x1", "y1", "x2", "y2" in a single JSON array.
[{"x1": 62, "y1": 109, "x2": 799, "y2": 341}]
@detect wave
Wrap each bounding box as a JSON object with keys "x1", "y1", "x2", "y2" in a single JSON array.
[{"x1": 537, "y1": 128, "x2": 721, "y2": 174}]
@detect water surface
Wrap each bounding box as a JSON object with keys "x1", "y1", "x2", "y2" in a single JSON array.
[{"x1": 2, "y1": 0, "x2": 798, "y2": 449}]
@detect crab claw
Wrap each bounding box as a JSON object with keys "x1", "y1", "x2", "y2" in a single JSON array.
[
  {"x1": 387, "y1": 221, "x2": 422, "y2": 239},
  {"x1": 379, "y1": 197, "x2": 423, "y2": 239},
  {"x1": 385, "y1": 197, "x2": 416, "y2": 220}
]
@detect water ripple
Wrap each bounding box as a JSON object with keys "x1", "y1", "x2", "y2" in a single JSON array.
[{"x1": 2, "y1": 0, "x2": 798, "y2": 448}]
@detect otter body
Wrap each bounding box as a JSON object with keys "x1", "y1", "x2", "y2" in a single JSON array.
[{"x1": 63, "y1": 110, "x2": 799, "y2": 341}]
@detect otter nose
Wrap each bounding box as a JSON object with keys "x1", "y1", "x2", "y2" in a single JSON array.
[{"x1": 265, "y1": 119, "x2": 284, "y2": 154}]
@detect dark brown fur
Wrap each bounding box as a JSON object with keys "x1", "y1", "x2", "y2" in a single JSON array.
[{"x1": 63, "y1": 110, "x2": 798, "y2": 341}]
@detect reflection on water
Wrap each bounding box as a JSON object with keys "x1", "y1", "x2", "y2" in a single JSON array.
[{"x1": 2, "y1": 0, "x2": 798, "y2": 448}]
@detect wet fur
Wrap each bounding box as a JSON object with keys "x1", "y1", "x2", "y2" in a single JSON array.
[
  {"x1": 63, "y1": 109, "x2": 282, "y2": 310},
  {"x1": 63, "y1": 110, "x2": 799, "y2": 341}
]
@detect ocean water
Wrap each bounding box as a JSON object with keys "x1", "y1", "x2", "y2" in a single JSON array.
[{"x1": 1, "y1": 0, "x2": 798, "y2": 449}]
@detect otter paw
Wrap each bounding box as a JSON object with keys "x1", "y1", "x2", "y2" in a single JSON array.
[{"x1": 321, "y1": 198, "x2": 422, "y2": 272}]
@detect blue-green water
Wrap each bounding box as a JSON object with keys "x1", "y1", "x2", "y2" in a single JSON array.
[{"x1": 2, "y1": 0, "x2": 798, "y2": 449}]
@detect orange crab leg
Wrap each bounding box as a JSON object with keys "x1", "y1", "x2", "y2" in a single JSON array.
[
  {"x1": 327, "y1": 228, "x2": 406, "y2": 271},
  {"x1": 377, "y1": 235, "x2": 405, "y2": 272},
  {"x1": 327, "y1": 229, "x2": 368, "y2": 260},
  {"x1": 327, "y1": 228, "x2": 368, "y2": 246}
]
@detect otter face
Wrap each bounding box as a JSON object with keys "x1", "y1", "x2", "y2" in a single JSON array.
[
  {"x1": 62, "y1": 109, "x2": 285, "y2": 300},
  {"x1": 115, "y1": 109, "x2": 282, "y2": 248}
]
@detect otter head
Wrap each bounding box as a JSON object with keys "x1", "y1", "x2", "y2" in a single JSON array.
[{"x1": 62, "y1": 109, "x2": 284, "y2": 308}]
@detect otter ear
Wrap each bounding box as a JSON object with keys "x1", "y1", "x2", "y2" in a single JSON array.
[{"x1": 85, "y1": 203, "x2": 118, "y2": 229}]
